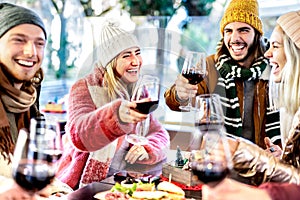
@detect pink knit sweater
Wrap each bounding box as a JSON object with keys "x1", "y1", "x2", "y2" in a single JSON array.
[{"x1": 56, "y1": 67, "x2": 170, "y2": 189}]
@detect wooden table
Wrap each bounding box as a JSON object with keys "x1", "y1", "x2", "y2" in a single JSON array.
[{"x1": 66, "y1": 175, "x2": 202, "y2": 200}]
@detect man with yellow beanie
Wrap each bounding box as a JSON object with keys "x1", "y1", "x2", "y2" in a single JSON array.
[
  {"x1": 202, "y1": 10, "x2": 300, "y2": 200},
  {"x1": 165, "y1": 0, "x2": 280, "y2": 149}
]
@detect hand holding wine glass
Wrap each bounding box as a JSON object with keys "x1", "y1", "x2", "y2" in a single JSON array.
[
  {"x1": 179, "y1": 51, "x2": 206, "y2": 111},
  {"x1": 126, "y1": 75, "x2": 160, "y2": 145},
  {"x1": 191, "y1": 94, "x2": 232, "y2": 187},
  {"x1": 12, "y1": 116, "x2": 63, "y2": 199}
]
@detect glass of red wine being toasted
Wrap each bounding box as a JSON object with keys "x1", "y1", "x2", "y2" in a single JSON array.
[
  {"x1": 179, "y1": 51, "x2": 206, "y2": 111},
  {"x1": 126, "y1": 75, "x2": 160, "y2": 145},
  {"x1": 191, "y1": 94, "x2": 232, "y2": 187},
  {"x1": 12, "y1": 116, "x2": 63, "y2": 199}
]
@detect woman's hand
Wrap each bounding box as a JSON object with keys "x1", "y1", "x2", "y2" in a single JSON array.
[
  {"x1": 125, "y1": 145, "x2": 149, "y2": 164},
  {"x1": 119, "y1": 100, "x2": 147, "y2": 124},
  {"x1": 264, "y1": 137, "x2": 282, "y2": 158},
  {"x1": 175, "y1": 74, "x2": 198, "y2": 102}
]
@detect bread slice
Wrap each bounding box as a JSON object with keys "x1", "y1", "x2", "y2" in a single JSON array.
[
  {"x1": 131, "y1": 191, "x2": 168, "y2": 199},
  {"x1": 157, "y1": 181, "x2": 185, "y2": 196}
]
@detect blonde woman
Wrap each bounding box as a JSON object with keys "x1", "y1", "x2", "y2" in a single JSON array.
[{"x1": 56, "y1": 19, "x2": 170, "y2": 189}]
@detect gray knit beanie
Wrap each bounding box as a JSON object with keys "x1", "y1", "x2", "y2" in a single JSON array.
[
  {"x1": 99, "y1": 19, "x2": 139, "y2": 68},
  {"x1": 0, "y1": 3, "x2": 47, "y2": 39}
]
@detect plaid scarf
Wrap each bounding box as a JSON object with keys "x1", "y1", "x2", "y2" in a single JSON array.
[{"x1": 215, "y1": 54, "x2": 268, "y2": 136}]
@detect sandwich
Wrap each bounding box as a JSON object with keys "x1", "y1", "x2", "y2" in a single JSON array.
[
  {"x1": 94, "y1": 181, "x2": 186, "y2": 200},
  {"x1": 131, "y1": 191, "x2": 168, "y2": 199},
  {"x1": 156, "y1": 181, "x2": 185, "y2": 200}
]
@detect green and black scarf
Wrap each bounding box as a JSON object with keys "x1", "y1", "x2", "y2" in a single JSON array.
[{"x1": 215, "y1": 54, "x2": 268, "y2": 136}]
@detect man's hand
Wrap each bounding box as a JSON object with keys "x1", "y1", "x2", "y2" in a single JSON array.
[{"x1": 175, "y1": 74, "x2": 198, "y2": 102}]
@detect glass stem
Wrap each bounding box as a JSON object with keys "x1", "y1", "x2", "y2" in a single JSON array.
[
  {"x1": 136, "y1": 121, "x2": 143, "y2": 137},
  {"x1": 137, "y1": 116, "x2": 149, "y2": 137},
  {"x1": 187, "y1": 90, "x2": 193, "y2": 108}
]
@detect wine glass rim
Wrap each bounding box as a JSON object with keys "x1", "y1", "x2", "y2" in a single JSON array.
[
  {"x1": 197, "y1": 93, "x2": 221, "y2": 99},
  {"x1": 140, "y1": 74, "x2": 159, "y2": 81},
  {"x1": 186, "y1": 50, "x2": 206, "y2": 55}
]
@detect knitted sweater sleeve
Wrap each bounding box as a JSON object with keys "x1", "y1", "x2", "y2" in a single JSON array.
[{"x1": 67, "y1": 79, "x2": 135, "y2": 152}]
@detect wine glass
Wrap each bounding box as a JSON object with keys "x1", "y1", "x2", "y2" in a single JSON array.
[
  {"x1": 179, "y1": 51, "x2": 206, "y2": 111},
  {"x1": 190, "y1": 94, "x2": 232, "y2": 187},
  {"x1": 12, "y1": 116, "x2": 63, "y2": 198},
  {"x1": 126, "y1": 75, "x2": 160, "y2": 145}
]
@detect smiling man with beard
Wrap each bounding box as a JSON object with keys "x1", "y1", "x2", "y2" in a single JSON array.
[
  {"x1": 0, "y1": 2, "x2": 46, "y2": 197},
  {"x1": 0, "y1": 3, "x2": 75, "y2": 199},
  {"x1": 165, "y1": 0, "x2": 280, "y2": 149}
]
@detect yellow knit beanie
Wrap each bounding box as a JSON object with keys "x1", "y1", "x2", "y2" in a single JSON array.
[
  {"x1": 220, "y1": 0, "x2": 263, "y2": 36},
  {"x1": 277, "y1": 10, "x2": 300, "y2": 49}
]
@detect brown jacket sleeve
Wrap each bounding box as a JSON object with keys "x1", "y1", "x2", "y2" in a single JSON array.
[{"x1": 164, "y1": 84, "x2": 182, "y2": 111}]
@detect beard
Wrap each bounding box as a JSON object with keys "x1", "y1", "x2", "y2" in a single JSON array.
[{"x1": 234, "y1": 42, "x2": 255, "y2": 63}]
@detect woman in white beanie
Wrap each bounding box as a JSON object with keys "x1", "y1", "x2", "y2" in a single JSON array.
[
  {"x1": 201, "y1": 10, "x2": 300, "y2": 200},
  {"x1": 56, "y1": 19, "x2": 170, "y2": 189}
]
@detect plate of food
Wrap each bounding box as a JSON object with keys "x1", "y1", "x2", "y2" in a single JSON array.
[
  {"x1": 94, "y1": 180, "x2": 192, "y2": 200},
  {"x1": 113, "y1": 171, "x2": 161, "y2": 186}
]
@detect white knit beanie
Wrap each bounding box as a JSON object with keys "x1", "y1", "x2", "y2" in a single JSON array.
[
  {"x1": 277, "y1": 10, "x2": 300, "y2": 49},
  {"x1": 99, "y1": 19, "x2": 139, "y2": 68}
]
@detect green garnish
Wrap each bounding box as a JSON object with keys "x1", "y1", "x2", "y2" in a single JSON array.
[{"x1": 111, "y1": 182, "x2": 137, "y2": 196}]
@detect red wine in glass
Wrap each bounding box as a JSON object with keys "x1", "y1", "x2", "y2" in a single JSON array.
[
  {"x1": 134, "y1": 100, "x2": 159, "y2": 114},
  {"x1": 12, "y1": 117, "x2": 63, "y2": 197},
  {"x1": 13, "y1": 162, "x2": 55, "y2": 193},
  {"x1": 182, "y1": 71, "x2": 204, "y2": 85},
  {"x1": 192, "y1": 94, "x2": 232, "y2": 187},
  {"x1": 179, "y1": 51, "x2": 206, "y2": 111},
  {"x1": 126, "y1": 75, "x2": 160, "y2": 145},
  {"x1": 191, "y1": 160, "x2": 229, "y2": 186},
  {"x1": 190, "y1": 144, "x2": 230, "y2": 187}
]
